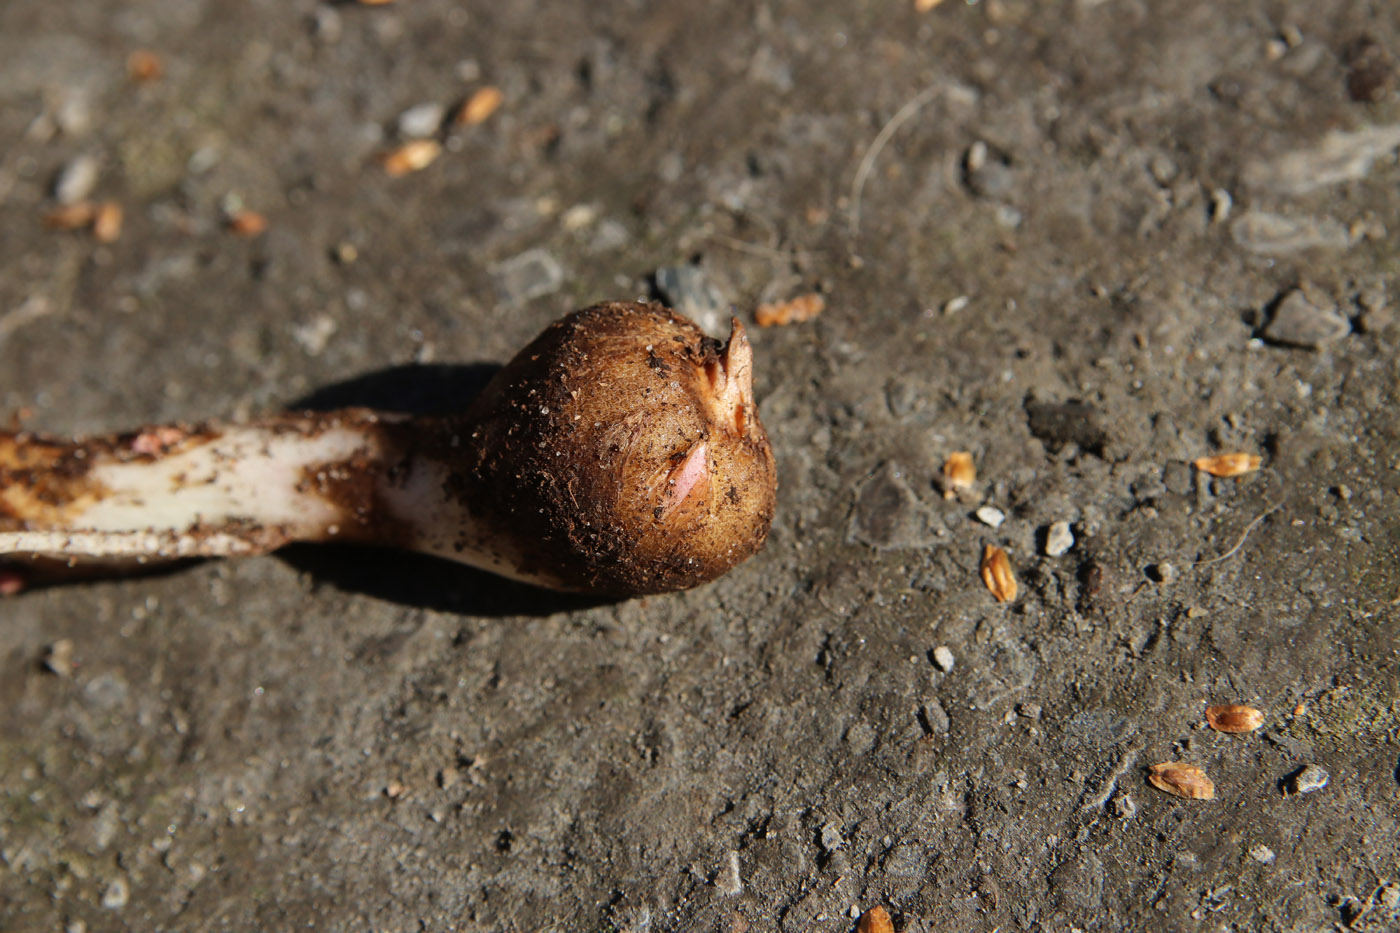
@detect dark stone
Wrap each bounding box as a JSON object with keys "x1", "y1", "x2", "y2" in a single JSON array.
[
  {"x1": 1025, "y1": 399, "x2": 1109, "y2": 456},
  {"x1": 848, "y1": 462, "x2": 939, "y2": 549}
]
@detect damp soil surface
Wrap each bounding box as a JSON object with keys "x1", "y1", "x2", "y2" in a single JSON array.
[{"x1": 3, "y1": 2, "x2": 1400, "y2": 930}]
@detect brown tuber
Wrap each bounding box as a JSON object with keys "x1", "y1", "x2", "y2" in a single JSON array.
[{"x1": 0, "y1": 302, "x2": 777, "y2": 596}]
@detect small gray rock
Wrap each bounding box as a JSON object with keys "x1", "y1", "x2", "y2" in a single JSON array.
[
  {"x1": 844, "y1": 722, "x2": 877, "y2": 755},
  {"x1": 1045, "y1": 520, "x2": 1075, "y2": 557},
  {"x1": 1248, "y1": 843, "x2": 1275, "y2": 864},
  {"x1": 848, "y1": 463, "x2": 938, "y2": 549},
  {"x1": 819, "y1": 821, "x2": 843, "y2": 853},
  {"x1": 493, "y1": 249, "x2": 564, "y2": 304},
  {"x1": 1286, "y1": 763, "x2": 1329, "y2": 795},
  {"x1": 397, "y1": 102, "x2": 446, "y2": 139},
  {"x1": 932, "y1": 645, "x2": 955, "y2": 672},
  {"x1": 1147, "y1": 562, "x2": 1176, "y2": 584},
  {"x1": 1231, "y1": 211, "x2": 1351, "y2": 254},
  {"x1": 54, "y1": 154, "x2": 99, "y2": 204},
  {"x1": 964, "y1": 141, "x2": 1015, "y2": 198},
  {"x1": 652, "y1": 264, "x2": 728, "y2": 334},
  {"x1": 1263, "y1": 289, "x2": 1350, "y2": 349},
  {"x1": 921, "y1": 699, "x2": 950, "y2": 735},
  {"x1": 975, "y1": 505, "x2": 1006, "y2": 528},
  {"x1": 1163, "y1": 460, "x2": 1193, "y2": 496}
]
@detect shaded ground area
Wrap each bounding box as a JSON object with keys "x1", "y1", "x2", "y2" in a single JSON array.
[{"x1": 3, "y1": 1, "x2": 1399, "y2": 930}]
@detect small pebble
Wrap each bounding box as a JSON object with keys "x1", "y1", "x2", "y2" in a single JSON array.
[
  {"x1": 1045, "y1": 520, "x2": 1074, "y2": 556},
  {"x1": 819, "y1": 822, "x2": 843, "y2": 852},
  {"x1": 1263, "y1": 288, "x2": 1351, "y2": 349},
  {"x1": 561, "y1": 203, "x2": 597, "y2": 231},
  {"x1": 54, "y1": 154, "x2": 100, "y2": 205},
  {"x1": 942, "y1": 294, "x2": 970, "y2": 315},
  {"x1": 975, "y1": 505, "x2": 1005, "y2": 528},
  {"x1": 994, "y1": 204, "x2": 1023, "y2": 228},
  {"x1": 42, "y1": 638, "x2": 76, "y2": 676},
  {"x1": 1148, "y1": 562, "x2": 1177, "y2": 584},
  {"x1": 652, "y1": 264, "x2": 728, "y2": 334},
  {"x1": 848, "y1": 463, "x2": 938, "y2": 550},
  {"x1": 922, "y1": 698, "x2": 950, "y2": 734},
  {"x1": 101, "y1": 878, "x2": 129, "y2": 910},
  {"x1": 1230, "y1": 211, "x2": 1351, "y2": 255},
  {"x1": 493, "y1": 248, "x2": 564, "y2": 304},
  {"x1": 964, "y1": 141, "x2": 1014, "y2": 198},
  {"x1": 1210, "y1": 188, "x2": 1233, "y2": 223},
  {"x1": 932, "y1": 645, "x2": 955, "y2": 672},
  {"x1": 1287, "y1": 764, "x2": 1329, "y2": 795},
  {"x1": 1112, "y1": 793, "x2": 1137, "y2": 819},
  {"x1": 1248, "y1": 844, "x2": 1275, "y2": 864},
  {"x1": 397, "y1": 102, "x2": 446, "y2": 139}
]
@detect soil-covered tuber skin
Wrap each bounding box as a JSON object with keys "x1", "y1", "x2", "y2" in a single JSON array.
[{"x1": 0, "y1": 301, "x2": 777, "y2": 596}]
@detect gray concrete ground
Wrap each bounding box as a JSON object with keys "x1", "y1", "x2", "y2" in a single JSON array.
[{"x1": 2, "y1": 1, "x2": 1399, "y2": 930}]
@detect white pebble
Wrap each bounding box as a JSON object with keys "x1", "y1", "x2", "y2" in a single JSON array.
[
  {"x1": 1289, "y1": 764, "x2": 1329, "y2": 795},
  {"x1": 561, "y1": 203, "x2": 598, "y2": 231},
  {"x1": 397, "y1": 102, "x2": 446, "y2": 139},
  {"x1": 54, "y1": 154, "x2": 99, "y2": 204},
  {"x1": 1045, "y1": 520, "x2": 1075, "y2": 556},
  {"x1": 1210, "y1": 187, "x2": 1233, "y2": 223},
  {"x1": 1248, "y1": 844, "x2": 1275, "y2": 864},
  {"x1": 975, "y1": 505, "x2": 1005, "y2": 528},
  {"x1": 932, "y1": 645, "x2": 955, "y2": 672}
]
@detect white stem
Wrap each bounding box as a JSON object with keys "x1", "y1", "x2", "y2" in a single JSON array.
[
  {"x1": 0, "y1": 412, "x2": 557, "y2": 587},
  {"x1": 1, "y1": 413, "x2": 390, "y2": 561}
]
